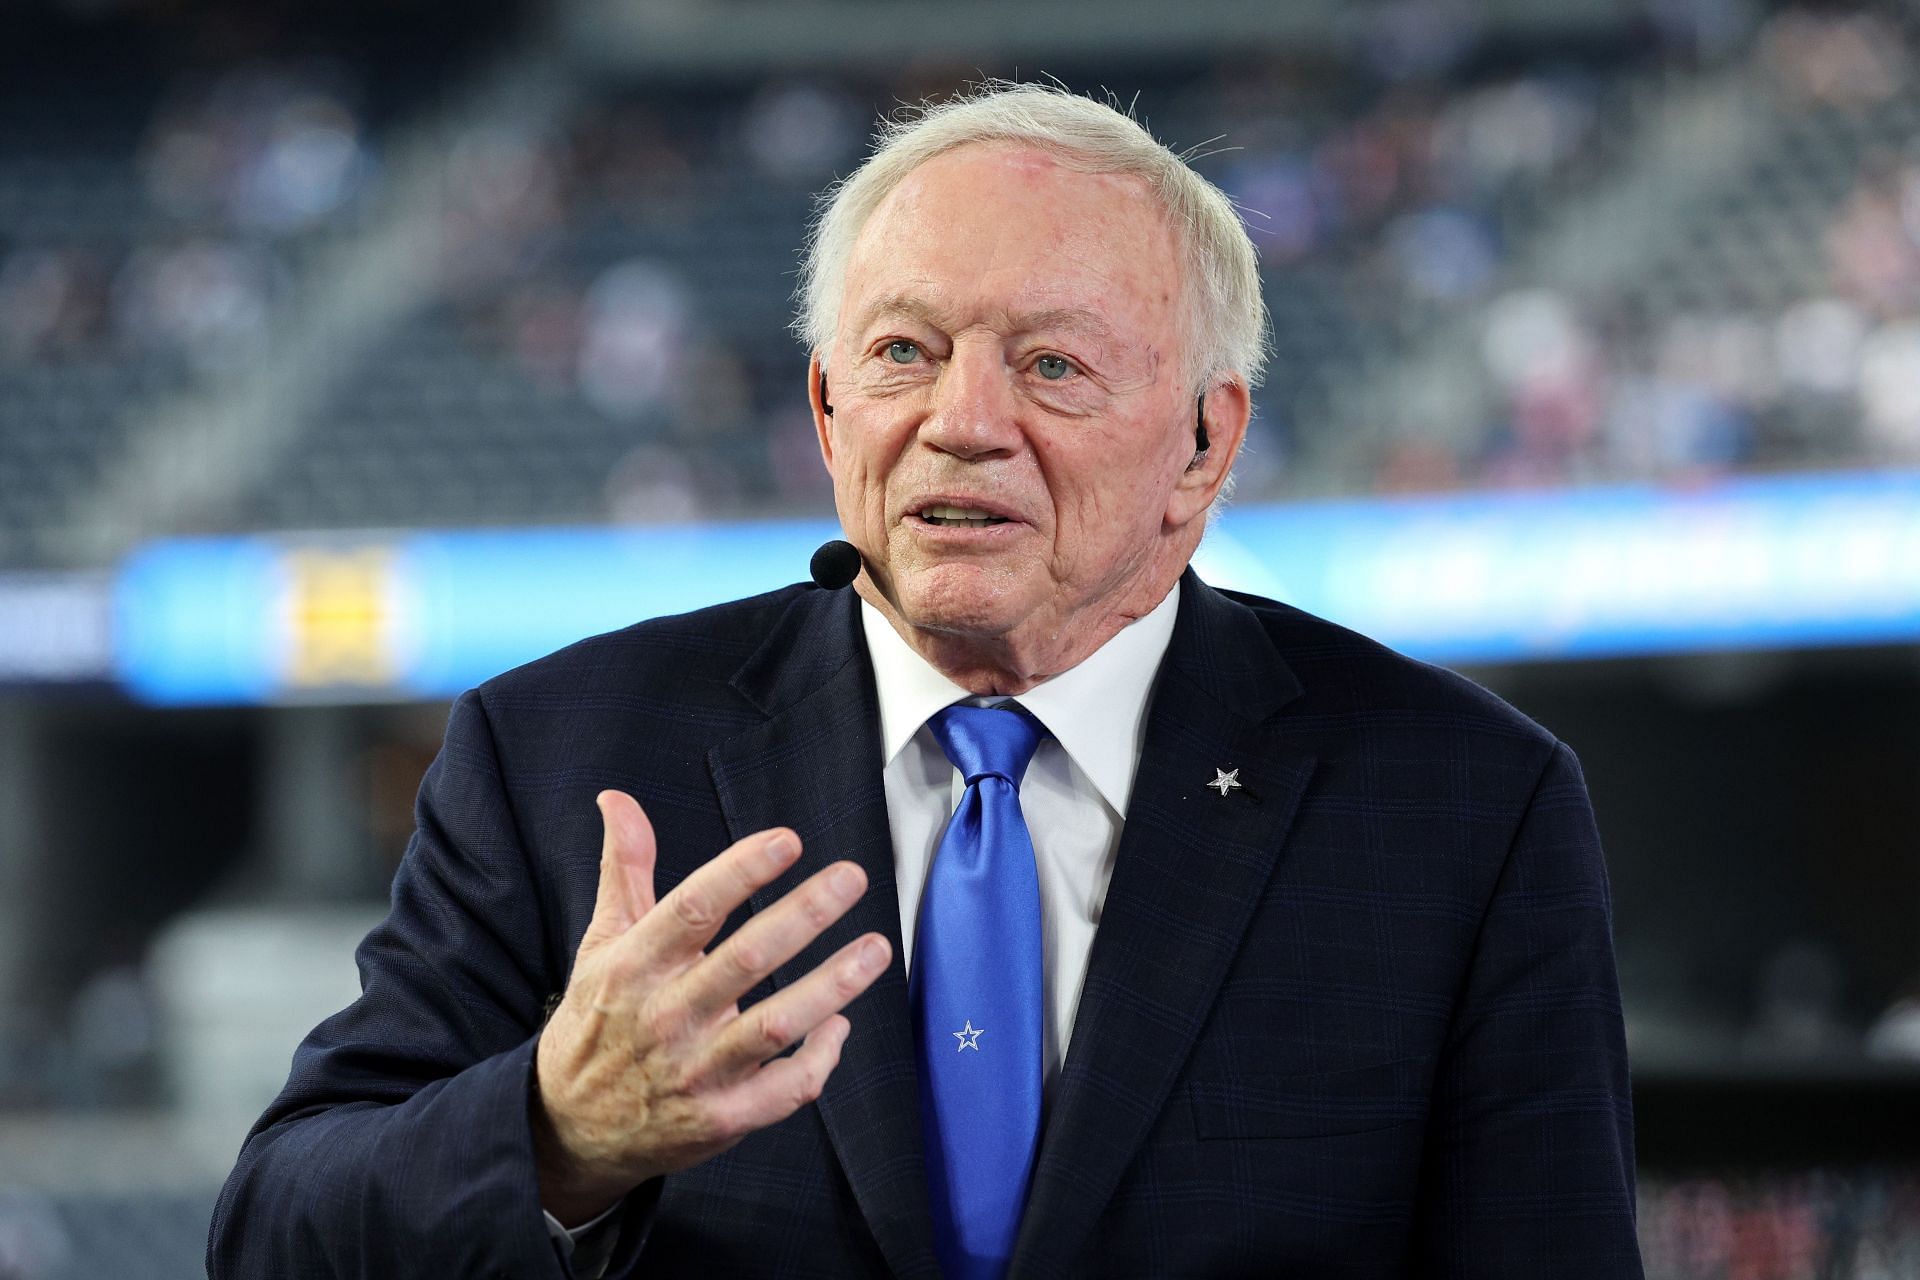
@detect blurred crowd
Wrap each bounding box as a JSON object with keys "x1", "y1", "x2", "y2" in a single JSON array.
[
  {"x1": 1463, "y1": 5, "x2": 1920, "y2": 488},
  {"x1": 0, "y1": 60, "x2": 371, "y2": 375},
  {"x1": 5, "y1": 5, "x2": 1920, "y2": 546},
  {"x1": 412, "y1": 2, "x2": 1920, "y2": 524},
  {"x1": 1640, "y1": 1172, "x2": 1920, "y2": 1280}
]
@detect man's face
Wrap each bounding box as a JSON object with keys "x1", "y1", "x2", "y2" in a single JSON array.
[{"x1": 816, "y1": 143, "x2": 1224, "y2": 668}]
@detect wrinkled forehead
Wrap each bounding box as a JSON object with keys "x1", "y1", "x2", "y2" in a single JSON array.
[{"x1": 838, "y1": 142, "x2": 1192, "y2": 351}]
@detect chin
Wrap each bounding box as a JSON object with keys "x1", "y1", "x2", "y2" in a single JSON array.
[{"x1": 890, "y1": 562, "x2": 1034, "y2": 640}]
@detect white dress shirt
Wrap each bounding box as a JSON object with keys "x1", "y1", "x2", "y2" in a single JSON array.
[
  {"x1": 861, "y1": 581, "x2": 1179, "y2": 1092},
  {"x1": 548, "y1": 581, "x2": 1179, "y2": 1272}
]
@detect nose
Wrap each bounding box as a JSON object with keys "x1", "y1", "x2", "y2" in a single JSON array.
[{"x1": 921, "y1": 339, "x2": 1021, "y2": 461}]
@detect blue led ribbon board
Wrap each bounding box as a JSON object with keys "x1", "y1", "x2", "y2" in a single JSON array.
[{"x1": 112, "y1": 470, "x2": 1920, "y2": 705}]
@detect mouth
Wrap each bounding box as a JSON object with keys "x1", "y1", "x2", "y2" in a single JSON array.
[
  {"x1": 914, "y1": 502, "x2": 1013, "y2": 528},
  {"x1": 894, "y1": 491, "x2": 1021, "y2": 529}
]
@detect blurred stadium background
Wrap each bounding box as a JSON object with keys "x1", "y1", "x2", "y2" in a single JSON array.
[{"x1": 2, "y1": 0, "x2": 1920, "y2": 1274}]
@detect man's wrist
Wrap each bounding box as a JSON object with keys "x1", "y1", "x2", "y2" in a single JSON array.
[
  {"x1": 530, "y1": 1091, "x2": 632, "y2": 1225},
  {"x1": 528, "y1": 1042, "x2": 637, "y2": 1226}
]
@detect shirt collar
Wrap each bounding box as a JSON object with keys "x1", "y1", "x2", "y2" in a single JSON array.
[{"x1": 860, "y1": 580, "x2": 1181, "y2": 815}]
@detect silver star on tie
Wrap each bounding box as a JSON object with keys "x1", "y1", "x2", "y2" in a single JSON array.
[
  {"x1": 953, "y1": 1020, "x2": 984, "y2": 1051},
  {"x1": 1207, "y1": 768, "x2": 1242, "y2": 797}
]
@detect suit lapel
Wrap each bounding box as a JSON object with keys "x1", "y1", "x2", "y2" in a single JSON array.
[
  {"x1": 707, "y1": 587, "x2": 940, "y2": 1279},
  {"x1": 1012, "y1": 575, "x2": 1317, "y2": 1276}
]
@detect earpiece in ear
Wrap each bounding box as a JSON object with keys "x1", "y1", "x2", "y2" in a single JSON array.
[
  {"x1": 819, "y1": 369, "x2": 833, "y2": 417},
  {"x1": 1194, "y1": 393, "x2": 1209, "y2": 455}
]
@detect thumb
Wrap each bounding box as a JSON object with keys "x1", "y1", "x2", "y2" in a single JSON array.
[{"x1": 582, "y1": 789, "x2": 657, "y2": 949}]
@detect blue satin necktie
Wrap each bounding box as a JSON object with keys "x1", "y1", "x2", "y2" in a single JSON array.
[{"x1": 913, "y1": 702, "x2": 1045, "y2": 1280}]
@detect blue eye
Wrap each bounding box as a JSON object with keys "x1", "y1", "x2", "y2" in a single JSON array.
[
  {"x1": 886, "y1": 340, "x2": 919, "y2": 364},
  {"x1": 1036, "y1": 354, "x2": 1072, "y2": 380}
]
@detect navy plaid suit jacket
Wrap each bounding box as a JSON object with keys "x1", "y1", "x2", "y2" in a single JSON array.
[{"x1": 210, "y1": 571, "x2": 1643, "y2": 1278}]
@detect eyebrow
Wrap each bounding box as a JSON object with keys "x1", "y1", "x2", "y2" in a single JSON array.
[{"x1": 850, "y1": 292, "x2": 1122, "y2": 346}]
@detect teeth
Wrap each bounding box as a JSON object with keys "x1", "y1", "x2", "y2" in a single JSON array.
[{"x1": 920, "y1": 504, "x2": 1008, "y2": 527}]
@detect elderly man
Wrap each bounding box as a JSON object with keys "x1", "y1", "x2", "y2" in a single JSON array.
[{"x1": 211, "y1": 85, "x2": 1642, "y2": 1278}]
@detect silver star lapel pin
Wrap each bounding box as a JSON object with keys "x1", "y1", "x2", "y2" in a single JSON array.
[{"x1": 1207, "y1": 767, "x2": 1242, "y2": 797}]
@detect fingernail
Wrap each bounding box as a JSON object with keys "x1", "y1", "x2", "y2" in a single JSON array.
[
  {"x1": 843, "y1": 945, "x2": 882, "y2": 985},
  {"x1": 832, "y1": 864, "x2": 863, "y2": 897},
  {"x1": 765, "y1": 832, "x2": 799, "y2": 866}
]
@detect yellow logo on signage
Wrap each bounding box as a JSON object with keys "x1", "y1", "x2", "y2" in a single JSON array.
[{"x1": 282, "y1": 547, "x2": 397, "y2": 688}]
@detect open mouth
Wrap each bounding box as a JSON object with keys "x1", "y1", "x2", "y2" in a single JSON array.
[{"x1": 916, "y1": 503, "x2": 1012, "y2": 528}]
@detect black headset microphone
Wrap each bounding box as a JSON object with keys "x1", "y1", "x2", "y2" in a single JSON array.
[
  {"x1": 810, "y1": 538, "x2": 863, "y2": 590},
  {"x1": 808, "y1": 381, "x2": 1212, "y2": 588}
]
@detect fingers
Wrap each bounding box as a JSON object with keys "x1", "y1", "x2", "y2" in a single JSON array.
[
  {"x1": 709, "y1": 1015, "x2": 852, "y2": 1139},
  {"x1": 704, "y1": 932, "x2": 890, "y2": 1076},
  {"x1": 671, "y1": 861, "x2": 873, "y2": 1025},
  {"x1": 543, "y1": 816, "x2": 884, "y2": 1187},
  {"x1": 581, "y1": 790, "x2": 657, "y2": 947},
  {"x1": 620, "y1": 826, "x2": 805, "y2": 972}
]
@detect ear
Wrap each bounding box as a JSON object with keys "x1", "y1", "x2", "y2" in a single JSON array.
[
  {"x1": 808, "y1": 352, "x2": 835, "y2": 470},
  {"x1": 1166, "y1": 378, "x2": 1251, "y2": 529}
]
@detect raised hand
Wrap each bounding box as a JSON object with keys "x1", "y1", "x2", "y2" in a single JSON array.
[{"x1": 531, "y1": 790, "x2": 892, "y2": 1224}]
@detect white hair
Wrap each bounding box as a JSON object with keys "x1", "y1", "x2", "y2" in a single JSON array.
[{"x1": 794, "y1": 81, "x2": 1270, "y2": 393}]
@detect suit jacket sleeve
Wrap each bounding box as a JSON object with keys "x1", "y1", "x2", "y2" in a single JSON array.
[
  {"x1": 1410, "y1": 740, "x2": 1643, "y2": 1278},
  {"x1": 207, "y1": 689, "x2": 653, "y2": 1279}
]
